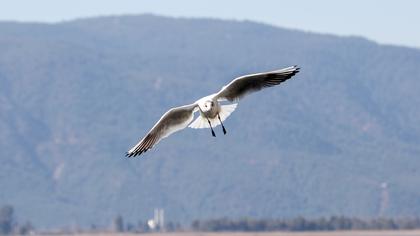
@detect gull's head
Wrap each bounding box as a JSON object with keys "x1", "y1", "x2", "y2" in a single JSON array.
[{"x1": 200, "y1": 100, "x2": 214, "y2": 112}]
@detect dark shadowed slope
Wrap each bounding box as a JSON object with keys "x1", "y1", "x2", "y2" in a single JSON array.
[{"x1": 0, "y1": 15, "x2": 420, "y2": 227}]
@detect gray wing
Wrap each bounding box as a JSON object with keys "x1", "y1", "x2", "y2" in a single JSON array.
[
  {"x1": 126, "y1": 103, "x2": 198, "y2": 157},
  {"x1": 215, "y1": 66, "x2": 300, "y2": 102}
]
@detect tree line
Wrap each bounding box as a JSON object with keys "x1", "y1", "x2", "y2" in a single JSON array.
[
  {"x1": 0, "y1": 205, "x2": 33, "y2": 235},
  {"x1": 191, "y1": 216, "x2": 420, "y2": 232},
  {"x1": 3, "y1": 204, "x2": 420, "y2": 234}
]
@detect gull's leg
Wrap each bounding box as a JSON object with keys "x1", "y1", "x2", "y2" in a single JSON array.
[
  {"x1": 217, "y1": 114, "x2": 227, "y2": 135},
  {"x1": 207, "y1": 119, "x2": 216, "y2": 137}
]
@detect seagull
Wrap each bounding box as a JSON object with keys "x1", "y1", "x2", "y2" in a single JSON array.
[{"x1": 126, "y1": 65, "x2": 300, "y2": 157}]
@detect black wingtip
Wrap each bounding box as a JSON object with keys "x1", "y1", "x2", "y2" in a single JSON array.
[
  {"x1": 126, "y1": 152, "x2": 133, "y2": 158},
  {"x1": 125, "y1": 148, "x2": 150, "y2": 158},
  {"x1": 126, "y1": 151, "x2": 138, "y2": 158},
  {"x1": 290, "y1": 66, "x2": 300, "y2": 76}
]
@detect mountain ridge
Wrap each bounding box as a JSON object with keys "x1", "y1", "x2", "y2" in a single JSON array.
[{"x1": 0, "y1": 14, "x2": 419, "y2": 228}]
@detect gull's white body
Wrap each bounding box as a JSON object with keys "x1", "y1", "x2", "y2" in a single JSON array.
[
  {"x1": 188, "y1": 94, "x2": 238, "y2": 129},
  {"x1": 126, "y1": 66, "x2": 300, "y2": 157}
]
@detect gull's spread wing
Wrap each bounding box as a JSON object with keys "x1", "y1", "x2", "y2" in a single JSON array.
[
  {"x1": 126, "y1": 104, "x2": 197, "y2": 157},
  {"x1": 215, "y1": 66, "x2": 300, "y2": 102}
]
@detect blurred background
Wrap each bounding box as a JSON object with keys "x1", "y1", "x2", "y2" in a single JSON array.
[{"x1": 0, "y1": 0, "x2": 420, "y2": 234}]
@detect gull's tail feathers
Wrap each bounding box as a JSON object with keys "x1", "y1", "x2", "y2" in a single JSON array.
[
  {"x1": 218, "y1": 103, "x2": 237, "y2": 123},
  {"x1": 189, "y1": 103, "x2": 237, "y2": 129},
  {"x1": 188, "y1": 115, "x2": 210, "y2": 129}
]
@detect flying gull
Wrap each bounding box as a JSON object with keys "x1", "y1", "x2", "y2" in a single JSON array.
[{"x1": 126, "y1": 65, "x2": 300, "y2": 157}]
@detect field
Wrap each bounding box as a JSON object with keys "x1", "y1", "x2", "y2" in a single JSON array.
[
  {"x1": 44, "y1": 231, "x2": 420, "y2": 236},
  {"x1": 141, "y1": 231, "x2": 420, "y2": 236}
]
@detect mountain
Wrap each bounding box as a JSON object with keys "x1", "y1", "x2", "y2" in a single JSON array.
[{"x1": 0, "y1": 14, "x2": 420, "y2": 228}]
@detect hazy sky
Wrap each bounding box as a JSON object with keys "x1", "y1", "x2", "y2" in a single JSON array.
[{"x1": 1, "y1": 0, "x2": 419, "y2": 48}]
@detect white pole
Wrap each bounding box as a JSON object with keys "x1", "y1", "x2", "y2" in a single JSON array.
[
  {"x1": 154, "y1": 208, "x2": 159, "y2": 227},
  {"x1": 160, "y1": 208, "x2": 165, "y2": 230}
]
